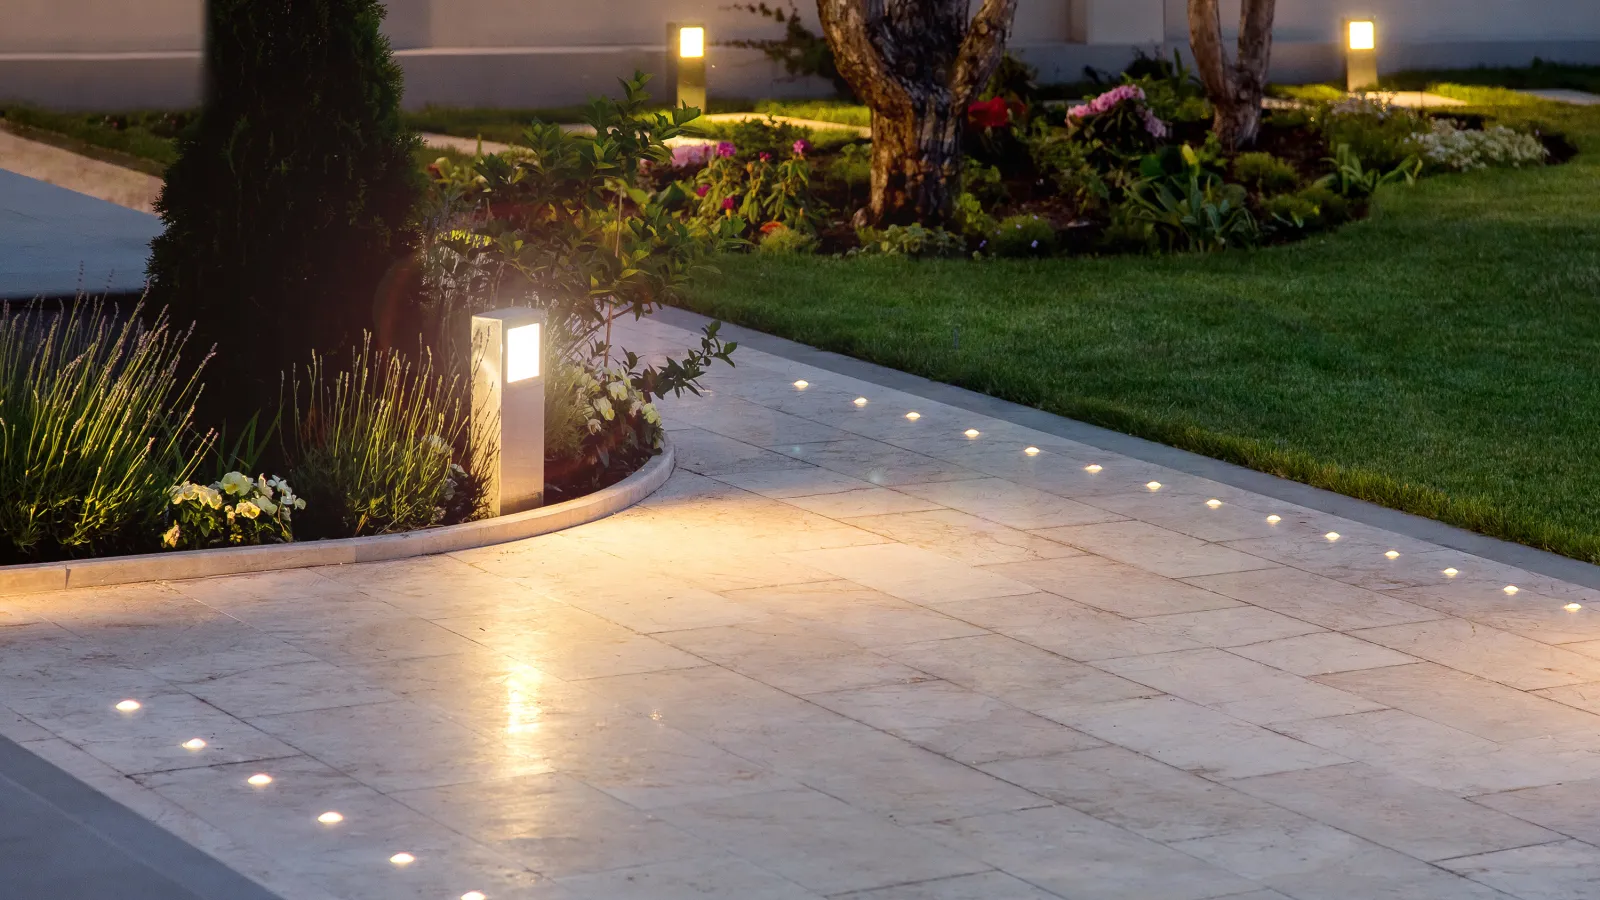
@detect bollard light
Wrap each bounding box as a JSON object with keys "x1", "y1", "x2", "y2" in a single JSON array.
[
  {"x1": 472, "y1": 308, "x2": 546, "y2": 516},
  {"x1": 669, "y1": 23, "x2": 708, "y2": 114},
  {"x1": 1345, "y1": 19, "x2": 1378, "y2": 92}
]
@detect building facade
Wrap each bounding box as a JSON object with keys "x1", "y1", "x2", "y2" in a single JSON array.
[{"x1": 4, "y1": 0, "x2": 1599, "y2": 110}]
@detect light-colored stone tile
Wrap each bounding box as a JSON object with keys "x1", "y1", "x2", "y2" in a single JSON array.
[
  {"x1": 1098, "y1": 649, "x2": 1385, "y2": 725},
  {"x1": 1173, "y1": 820, "x2": 1509, "y2": 899},
  {"x1": 1035, "y1": 521, "x2": 1276, "y2": 578},
  {"x1": 176, "y1": 660, "x2": 401, "y2": 718},
  {"x1": 1045, "y1": 696, "x2": 1347, "y2": 780},
  {"x1": 775, "y1": 437, "x2": 982, "y2": 487},
  {"x1": 833, "y1": 871, "x2": 1061, "y2": 900},
  {"x1": 842, "y1": 508, "x2": 1084, "y2": 566},
  {"x1": 722, "y1": 581, "x2": 987, "y2": 648},
  {"x1": 808, "y1": 680, "x2": 1104, "y2": 764},
  {"x1": 556, "y1": 854, "x2": 822, "y2": 900},
  {"x1": 1185, "y1": 567, "x2": 1445, "y2": 631},
  {"x1": 1135, "y1": 607, "x2": 1324, "y2": 648},
  {"x1": 985, "y1": 555, "x2": 1243, "y2": 617},
  {"x1": 1317, "y1": 663, "x2": 1600, "y2": 741},
  {"x1": 981, "y1": 746, "x2": 1305, "y2": 842},
  {"x1": 434, "y1": 607, "x2": 705, "y2": 681},
  {"x1": 1229, "y1": 632, "x2": 1418, "y2": 676},
  {"x1": 895, "y1": 477, "x2": 1127, "y2": 530},
  {"x1": 913, "y1": 806, "x2": 1259, "y2": 900},
  {"x1": 1463, "y1": 604, "x2": 1600, "y2": 646},
  {"x1": 1352, "y1": 618, "x2": 1600, "y2": 690},
  {"x1": 672, "y1": 428, "x2": 816, "y2": 476},
  {"x1": 785, "y1": 544, "x2": 1036, "y2": 605},
  {"x1": 1533, "y1": 682, "x2": 1600, "y2": 716},
  {"x1": 709, "y1": 465, "x2": 877, "y2": 499},
  {"x1": 938, "y1": 592, "x2": 1208, "y2": 661},
  {"x1": 885, "y1": 634, "x2": 1158, "y2": 711},
  {"x1": 1474, "y1": 779, "x2": 1600, "y2": 845},
  {"x1": 1231, "y1": 762, "x2": 1560, "y2": 860},
  {"x1": 653, "y1": 788, "x2": 988, "y2": 895},
  {"x1": 1078, "y1": 490, "x2": 1302, "y2": 542},
  {"x1": 657, "y1": 619, "x2": 932, "y2": 694},
  {"x1": 783, "y1": 488, "x2": 945, "y2": 519},
  {"x1": 1441, "y1": 840, "x2": 1600, "y2": 900}
]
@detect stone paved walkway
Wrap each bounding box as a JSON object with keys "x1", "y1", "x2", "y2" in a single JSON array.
[{"x1": 6, "y1": 313, "x2": 1600, "y2": 900}]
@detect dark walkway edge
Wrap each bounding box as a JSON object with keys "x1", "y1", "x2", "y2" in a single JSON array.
[
  {"x1": 659, "y1": 305, "x2": 1600, "y2": 592},
  {"x1": 0, "y1": 734, "x2": 282, "y2": 900}
]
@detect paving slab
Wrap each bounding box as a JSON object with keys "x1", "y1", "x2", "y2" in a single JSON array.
[{"x1": 0, "y1": 166, "x2": 158, "y2": 299}]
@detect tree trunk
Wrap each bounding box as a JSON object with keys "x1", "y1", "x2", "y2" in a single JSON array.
[
  {"x1": 1188, "y1": 0, "x2": 1276, "y2": 151},
  {"x1": 818, "y1": 0, "x2": 1018, "y2": 226}
]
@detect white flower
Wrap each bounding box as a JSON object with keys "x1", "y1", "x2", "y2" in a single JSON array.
[
  {"x1": 607, "y1": 380, "x2": 629, "y2": 401},
  {"x1": 255, "y1": 496, "x2": 278, "y2": 516},
  {"x1": 235, "y1": 501, "x2": 261, "y2": 520},
  {"x1": 587, "y1": 418, "x2": 603, "y2": 435},
  {"x1": 641, "y1": 403, "x2": 661, "y2": 426},
  {"x1": 424, "y1": 434, "x2": 451, "y2": 456},
  {"x1": 162, "y1": 523, "x2": 181, "y2": 548},
  {"x1": 219, "y1": 472, "x2": 253, "y2": 496},
  {"x1": 197, "y1": 485, "x2": 223, "y2": 509},
  {"x1": 593, "y1": 396, "x2": 615, "y2": 421},
  {"x1": 169, "y1": 482, "x2": 198, "y2": 504}
]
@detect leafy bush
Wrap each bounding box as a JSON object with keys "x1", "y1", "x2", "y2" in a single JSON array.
[
  {"x1": 1124, "y1": 176, "x2": 1258, "y2": 253},
  {"x1": 961, "y1": 158, "x2": 1009, "y2": 207},
  {"x1": 0, "y1": 302, "x2": 208, "y2": 563},
  {"x1": 164, "y1": 473, "x2": 302, "y2": 550},
  {"x1": 148, "y1": 0, "x2": 421, "y2": 417},
  {"x1": 1232, "y1": 152, "x2": 1301, "y2": 194},
  {"x1": 757, "y1": 224, "x2": 820, "y2": 255},
  {"x1": 700, "y1": 115, "x2": 813, "y2": 161},
  {"x1": 853, "y1": 224, "x2": 968, "y2": 258},
  {"x1": 1317, "y1": 144, "x2": 1421, "y2": 199},
  {"x1": 1030, "y1": 136, "x2": 1111, "y2": 211},
  {"x1": 1293, "y1": 185, "x2": 1353, "y2": 226},
  {"x1": 1067, "y1": 84, "x2": 1171, "y2": 163},
  {"x1": 986, "y1": 215, "x2": 1057, "y2": 257},
  {"x1": 688, "y1": 142, "x2": 819, "y2": 234},
  {"x1": 952, "y1": 192, "x2": 999, "y2": 240},
  {"x1": 1262, "y1": 193, "x2": 1321, "y2": 231},
  {"x1": 286, "y1": 340, "x2": 480, "y2": 539},
  {"x1": 1411, "y1": 120, "x2": 1548, "y2": 171},
  {"x1": 1315, "y1": 97, "x2": 1427, "y2": 170}
]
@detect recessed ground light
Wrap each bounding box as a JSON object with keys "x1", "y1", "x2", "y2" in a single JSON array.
[
  {"x1": 853, "y1": 397, "x2": 867, "y2": 406},
  {"x1": 181, "y1": 738, "x2": 207, "y2": 750},
  {"x1": 1084, "y1": 464, "x2": 1102, "y2": 473},
  {"x1": 317, "y1": 811, "x2": 344, "y2": 825},
  {"x1": 793, "y1": 380, "x2": 808, "y2": 389},
  {"x1": 247, "y1": 774, "x2": 273, "y2": 787},
  {"x1": 114, "y1": 699, "x2": 141, "y2": 712},
  {"x1": 1146, "y1": 481, "x2": 1162, "y2": 491},
  {"x1": 389, "y1": 852, "x2": 415, "y2": 866},
  {"x1": 1504, "y1": 585, "x2": 1519, "y2": 595},
  {"x1": 1566, "y1": 603, "x2": 1583, "y2": 612},
  {"x1": 964, "y1": 428, "x2": 980, "y2": 438},
  {"x1": 1266, "y1": 515, "x2": 1281, "y2": 524},
  {"x1": 461, "y1": 893, "x2": 487, "y2": 900},
  {"x1": 1325, "y1": 532, "x2": 1341, "y2": 541},
  {"x1": 1205, "y1": 499, "x2": 1222, "y2": 508},
  {"x1": 1024, "y1": 446, "x2": 1040, "y2": 456},
  {"x1": 1385, "y1": 550, "x2": 1400, "y2": 559},
  {"x1": 905, "y1": 411, "x2": 920, "y2": 420},
  {"x1": 1443, "y1": 567, "x2": 1459, "y2": 577}
]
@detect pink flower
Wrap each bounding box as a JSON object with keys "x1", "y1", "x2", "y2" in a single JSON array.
[
  {"x1": 715, "y1": 141, "x2": 737, "y2": 158},
  {"x1": 1067, "y1": 104, "x2": 1090, "y2": 119},
  {"x1": 695, "y1": 183, "x2": 710, "y2": 197},
  {"x1": 759, "y1": 151, "x2": 772, "y2": 162},
  {"x1": 792, "y1": 139, "x2": 810, "y2": 157},
  {"x1": 671, "y1": 143, "x2": 714, "y2": 169},
  {"x1": 721, "y1": 196, "x2": 736, "y2": 211},
  {"x1": 1140, "y1": 108, "x2": 1170, "y2": 139}
]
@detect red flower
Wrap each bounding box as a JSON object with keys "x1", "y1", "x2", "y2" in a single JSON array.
[
  {"x1": 695, "y1": 183, "x2": 710, "y2": 197},
  {"x1": 759, "y1": 220, "x2": 787, "y2": 234},
  {"x1": 722, "y1": 197, "x2": 737, "y2": 211},
  {"x1": 967, "y1": 96, "x2": 1010, "y2": 130}
]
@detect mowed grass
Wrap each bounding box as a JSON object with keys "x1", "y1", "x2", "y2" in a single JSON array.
[{"x1": 683, "y1": 102, "x2": 1600, "y2": 563}]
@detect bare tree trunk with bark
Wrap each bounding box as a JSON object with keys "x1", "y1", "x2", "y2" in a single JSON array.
[
  {"x1": 1189, "y1": 0, "x2": 1277, "y2": 151},
  {"x1": 818, "y1": 0, "x2": 1018, "y2": 226}
]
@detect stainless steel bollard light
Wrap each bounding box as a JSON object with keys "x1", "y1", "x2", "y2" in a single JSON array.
[
  {"x1": 472, "y1": 308, "x2": 545, "y2": 515},
  {"x1": 668, "y1": 22, "x2": 707, "y2": 113},
  {"x1": 1345, "y1": 19, "x2": 1378, "y2": 92}
]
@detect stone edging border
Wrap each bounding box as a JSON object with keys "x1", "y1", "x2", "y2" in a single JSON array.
[{"x1": 0, "y1": 441, "x2": 675, "y2": 596}]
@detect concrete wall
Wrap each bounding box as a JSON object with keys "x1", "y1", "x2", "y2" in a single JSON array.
[{"x1": 2, "y1": 0, "x2": 1599, "y2": 110}]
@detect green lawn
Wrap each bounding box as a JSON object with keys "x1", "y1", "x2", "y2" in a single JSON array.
[{"x1": 683, "y1": 100, "x2": 1600, "y2": 563}]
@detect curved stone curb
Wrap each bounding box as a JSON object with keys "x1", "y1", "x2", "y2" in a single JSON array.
[{"x1": 0, "y1": 441, "x2": 675, "y2": 596}]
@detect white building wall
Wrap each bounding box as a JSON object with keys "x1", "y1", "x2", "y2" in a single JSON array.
[{"x1": 2, "y1": 0, "x2": 1599, "y2": 110}]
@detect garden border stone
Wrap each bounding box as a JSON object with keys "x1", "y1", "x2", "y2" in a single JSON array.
[{"x1": 0, "y1": 440, "x2": 675, "y2": 596}]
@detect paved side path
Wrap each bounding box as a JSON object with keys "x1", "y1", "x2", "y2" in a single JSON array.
[
  {"x1": 0, "y1": 126, "x2": 163, "y2": 213},
  {"x1": 0, "y1": 168, "x2": 160, "y2": 299},
  {"x1": 5, "y1": 313, "x2": 1600, "y2": 900}
]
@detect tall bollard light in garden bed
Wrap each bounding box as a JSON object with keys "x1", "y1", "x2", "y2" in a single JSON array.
[
  {"x1": 668, "y1": 23, "x2": 707, "y2": 113},
  {"x1": 472, "y1": 308, "x2": 545, "y2": 516},
  {"x1": 1345, "y1": 19, "x2": 1379, "y2": 92}
]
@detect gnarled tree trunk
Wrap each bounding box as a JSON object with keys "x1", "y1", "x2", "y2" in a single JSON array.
[
  {"x1": 1189, "y1": 0, "x2": 1276, "y2": 151},
  {"x1": 818, "y1": 0, "x2": 1018, "y2": 226}
]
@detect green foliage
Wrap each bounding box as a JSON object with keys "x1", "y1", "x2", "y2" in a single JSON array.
[
  {"x1": 757, "y1": 225, "x2": 820, "y2": 255},
  {"x1": 164, "y1": 473, "x2": 301, "y2": 550},
  {"x1": 1029, "y1": 135, "x2": 1111, "y2": 211},
  {"x1": 725, "y1": 3, "x2": 852, "y2": 98},
  {"x1": 1124, "y1": 173, "x2": 1258, "y2": 253},
  {"x1": 0, "y1": 302, "x2": 208, "y2": 563},
  {"x1": 952, "y1": 193, "x2": 999, "y2": 241},
  {"x1": 1261, "y1": 192, "x2": 1321, "y2": 231},
  {"x1": 1269, "y1": 84, "x2": 1347, "y2": 103},
  {"x1": 1317, "y1": 144, "x2": 1421, "y2": 199},
  {"x1": 1314, "y1": 97, "x2": 1428, "y2": 169},
  {"x1": 828, "y1": 142, "x2": 873, "y2": 189},
  {"x1": 701, "y1": 115, "x2": 811, "y2": 161},
  {"x1": 286, "y1": 340, "x2": 479, "y2": 539},
  {"x1": 147, "y1": 0, "x2": 422, "y2": 418},
  {"x1": 543, "y1": 358, "x2": 592, "y2": 465},
  {"x1": 0, "y1": 106, "x2": 184, "y2": 173},
  {"x1": 1232, "y1": 152, "x2": 1301, "y2": 194},
  {"x1": 752, "y1": 100, "x2": 871, "y2": 129},
  {"x1": 688, "y1": 149, "x2": 820, "y2": 234},
  {"x1": 853, "y1": 224, "x2": 968, "y2": 258},
  {"x1": 1293, "y1": 185, "x2": 1353, "y2": 226},
  {"x1": 987, "y1": 215, "x2": 1057, "y2": 257},
  {"x1": 961, "y1": 158, "x2": 1009, "y2": 207}
]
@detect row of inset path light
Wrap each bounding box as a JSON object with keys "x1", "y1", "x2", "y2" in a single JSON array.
[{"x1": 793, "y1": 378, "x2": 1583, "y2": 613}]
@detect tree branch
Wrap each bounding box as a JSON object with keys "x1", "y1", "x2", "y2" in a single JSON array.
[
  {"x1": 1187, "y1": 0, "x2": 1232, "y2": 102},
  {"x1": 1235, "y1": 0, "x2": 1277, "y2": 97},
  {"x1": 817, "y1": 0, "x2": 910, "y2": 115},
  {"x1": 951, "y1": 0, "x2": 1019, "y2": 104}
]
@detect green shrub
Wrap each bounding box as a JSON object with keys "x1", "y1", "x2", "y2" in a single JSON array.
[
  {"x1": 148, "y1": 0, "x2": 422, "y2": 418},
  {"x1": 952, "y1": 192, "x2": 999, "y2": 240},
  {"x1": 962, "y1": 158, "x2": 1009, "y2": 207},
  {"x1": 698, "y1": 115, "x2": 812, "y2": 161},
  {"x1": 286, "y1": 340, "x2": 480, "y2": 539},
  {"x1": 987, "y1": 215, "x2": 1057, "y2": 257},
  {"x1": 164, "y1": 472, "x2": 302, "y2": 550},
  {"x1": 1317, "y1": 144, "x2": 1421, "y2": 199},
  {"x1": 1029, "y1": 136, "x2": 1111, "y2": 211},
  {"x1": 1315, "y1": 97, "x2": 1428, "y2": 170},
  {"x1": 687, "y1": 149, "x2": 819, "y2": 234},
  {"x1": 0, "y1": 302, "x2": 208, "y2": 563},
  {"x1": 1294, "y1": 185, "x2": 1353, "y2": 226},
  {"x1": 853, "y1": 224, "x2": 967, "y2": 258},
  {"x1": 1262, "y1": 192, "x2": 1320, "y2": 230},
  {"x1": 757, "y1": 225, "x2": 820, "y2": 255},
  {"x1": 1124, "y1": 176, "x2": 1259, "y2": 253},
  {"x1": 1232, "y1": 152, "x2": 1301, "y2": 194},
  {"x1": 543, "y1": 358, "x2": 592, "y2": 467}
]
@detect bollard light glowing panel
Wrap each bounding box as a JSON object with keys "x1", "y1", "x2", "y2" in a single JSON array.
[
  {"x1": 669, "y1": 22, "x2": 708, "y2": 114},
  {"x1": 1345, "y1": 19, "x2": 1378, "y2": 91},
  {"x1": 472, "y1": 308, "x2": 546, "y2": 516}
]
